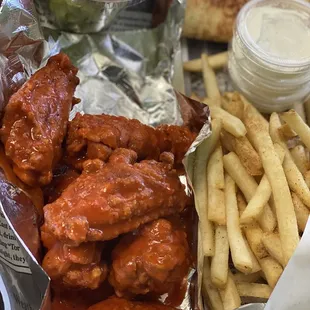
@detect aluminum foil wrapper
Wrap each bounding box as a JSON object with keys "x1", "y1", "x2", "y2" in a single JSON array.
[
  {"x1": 35, "y1": 0, "x2": 146, "y2": 33},
  {"x1": 0, "y1": 0, "x2": 212, "y2": 309}
]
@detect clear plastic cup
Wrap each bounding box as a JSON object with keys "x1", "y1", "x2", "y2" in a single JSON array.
[{"x1": 45, "y1": 0, "x2": 146, "y2": 33}]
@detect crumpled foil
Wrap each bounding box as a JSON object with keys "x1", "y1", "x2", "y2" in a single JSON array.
[{"x1": 0, "y1": 0, "x2": 212, "y2": 309}]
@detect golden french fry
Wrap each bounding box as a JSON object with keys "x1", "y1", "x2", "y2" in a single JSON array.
[
  {"x1": 281, "y1": 110, "x2": 310, "y2": 150},
  {"x1": 183, "y1": 52, "x2": 228, "y2": 72},
  {"x1": 262, "y1": 233, "x2": 285, "y2": 267},
  {"x1": 270, "y1": 113, "x2": 310, "y2": 209},
  {"x1": 223, "y1": 152, "x2": 276, "y2": 232},
  {"x1": 244, "y1": 105, "x2": 299, "y2": 265},
  {"x1": 260, "y1": 257, "x2": 283, "y2": 288},
  {"x1": 290, "y1": 145, "x2": 309, "y2": 175},
  {"x1": 240, "y1": 144, "x2": 284, "y2": 225},
  {"x1": 233, "y1": 272, "x2": 262, "y2": 283},
  {"x1": 207, "y1": 146, "x2": 225, "y2": 225},
  {"x1": 202, "y1": 258, "x2": 224, "y2": 310},
  {"x1": 210, "y1": 106, "x2": 247, "y2": 138},
  {"x1": 190, "y1": 93, "x2": 201, "y2": 102},
  {"x1": 244, "y1": 224, "x2": 269, "y2": 259},
  {"x1": 236, "y1": 283, "x2": 272, "y2": 299},
  {"x1": 221, "y1": 92, "x2": 245, "y2": 120},
  {"x1": 293, "y1": 102, "x2": 306, "y2": 122},
  {"x1": 211, "y1": 226, "x2": 229, "y2": 288},
  {"x1": 208, "y1": 188, "x2": 226, "y2": 226},
  {"x1": 208, "y1": 146, "x2": 225, "y2": 190},
  {"x1": 243, "y1": 233, "x2": 262, "y2": 273},
  {"x1": 283, "y1": 153, "x2": 310, "y2": 209},
  {"x1": 237, "y1": 192, "x2": 247, "y2": 215},
  {"x1": 221, "y1": 130, "x2": 263, "y2": 176},
  {"x1": 305, "y1": 170, "x2": 310, "y2": 189},
  {"x1": 225, "y1": 174, "x2": 253, "y2": 274},
  {"x1": 201, "y1": 53, "x2": 221, "y2": 106},
  {"x1": 292, "y1": 192, "x2": 310, "y2": 233},
  {"x1": 274, "y1": 143, "x2": 286, "y2": 164},
  {"x1": 219, "y1": 272, "x2": 241, "y2": 310},
  {"x1": 279, "y1": 123, "x2": 297, "y2": 139},
  {"x1": 240, "y1": 175, "x2": 271, "y2": 225},
  {"x1": 193, "y1": 119, "x2": 222, "y2": 256}
]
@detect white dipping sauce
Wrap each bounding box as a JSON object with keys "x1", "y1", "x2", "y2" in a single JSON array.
[
  {"x1": 246, "y1": 7, "x2": 310, "y2": 61},
  {"x1": 228, "y1": 0, "x2": 310, "y2": 113}
]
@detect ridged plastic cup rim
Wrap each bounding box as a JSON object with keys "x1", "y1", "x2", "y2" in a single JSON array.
[{"x1": 236, "y1": 0, "x2": 310, "y2": 69}]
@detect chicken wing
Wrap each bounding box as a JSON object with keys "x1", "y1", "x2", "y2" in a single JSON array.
[
  {"x1": 43, "y1": 165, "x2": 80, "y2": 204},
  {"x1": 42, "y1": 241, "x2": 107, "y2": 290},
  {"x1": 88, "y1": 297, "x2": 176, "y2": 310},
  {"x1": 109, "y1": 219, "x2": 190, "y2": 298},
  {"x1": 65, "y1": 113, "x2": 195, "y2": 169},
  {"x1": 0, "y1": 53, "x2": 79, "y2": 186},
  {"x1": 41, "y1": 149, "x2": 187, "y2": 247}
]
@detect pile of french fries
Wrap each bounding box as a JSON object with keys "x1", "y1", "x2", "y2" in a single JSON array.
[{"x1": 189, "y1": 53, "x2": 310, "y2": 310}]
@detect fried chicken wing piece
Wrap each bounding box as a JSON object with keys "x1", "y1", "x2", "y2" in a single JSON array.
[
  {"x1": 42, "y1": 241, "x2": 107, "y2": 290},
  {"x1": 0, "y1": 53, "x2": 79, "y2": 186},
  {"x1": 88, "y1": 297, "x2": 176, "y2": 310},
  {"x1": 43, "y1": 165, "x2": 80, "y2": 204},
  {"x1": 41, "y1": 149, "x2": 187, "y2": 247},
  {"x1": 65, "y1": 113, "x2": 196, "y2": 169},
  {"x1": 109, "y1": 219, "x2": 190, "y2": 298}
]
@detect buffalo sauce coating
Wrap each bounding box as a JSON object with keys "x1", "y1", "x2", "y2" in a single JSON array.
[
  {"x1": 65, "y1": 113, "x2": 196, "y2": 169},
  {"x1": 109, "y1": 219, "x2": 190, "y2": 301},
  {"x1": 41, "y1": 150, "x2": 187, "y2": 247},
  {"x1": 0, "y1": 53, "x2": 79, "y2": 186}
]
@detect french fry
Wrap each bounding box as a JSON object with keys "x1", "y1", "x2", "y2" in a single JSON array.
[
  {"x1": 283, "y1": 153, "x2": 310, "y2": 208},
  {"x1": 202, "y1": 258, "x2": 224, "y2": 310},
  {"x1": 290, "y1": 145, "x2": 309, "y2": 175},
  {"x1": 262, "y1": 233, "x2": 285, "y2": 267},
  {"x1": 221, "y1": 130, "x2": 263, "y2": 176},
  {"x1": 260, "y1": 257, "x2": 283, "y2": 288},
  {"x1": 225, "y1": 174, "x2": 253, "y2": 274},
  {"x1": 240, "y1": 175, "x2": 271, "y2": 225},
  {"x1": 219, "y1": 272, "x2": 241, "y2": 310},
  {"x1": 183, "y1": 51, "x2": 228, "y2": 72},
  {"x1": 244, "y1": 104, "x2": 299, "y2": 265},
  {"x1": 237, "y1": 192, "x2": 247, "y2": 215},
  {"x1": 223, "y1": 152, "x2": 276, "y2": 232},
  {"x1": 209, "y1": 106, "x2": 247, "y2": 138},
  {"x1": 208, "y1": 147, "x2": 225, "y2": 225},
  {"x1": 201, "y1": 53, "x2": 221, "y2": 106},
  {"x1": 236, "y1": 283, "x2": 272, "y2": 299},
  {"x1": 193, "y1": 119, "x2": 222, "y2": 256},
  {"x1": 208, "y1": 146, "x2": 225, "y2": 190},
  {"x1": 292, "y1": 192, "x2": 310, "y2": 233},
  {"x1": 305, "y1": 170, "x2": 310, "y2": 189},
  {"x1": 221, "y1": 92, "x2": 244, "y2": 120},
  {"x1": 240, "y1": 144, "x2": 285, "y2": 225},
  {"x1": 279, "y1": 123, "x2": 297, "y2": 139},
  {"x1": 211, "y1": 226, "x2": 229, "y2": 288},
  {"x1": 233, "y1": 272, "x2": 262, "y2": 283},
  {"x1": 281, "y1": 110, "x2": 310, "y2": 150},
  {"x1": 274, "y1": 143, "x2": 286, "y2": 164},
  {"x1": 243, "y1": 232, "x2": 262, "y2": 273},
  {"x1": 190, "y1": 93, "x2": 201, "y2": 102},
  {"x1": 243, "y1": 224, "x2": 269, "y2": 259},
  {"x1": 270, "y1": 113, "x2": 310, "y2": 209},
  {"x1": 208, "y1": 188, "x2": 226, "y2": 225}
]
